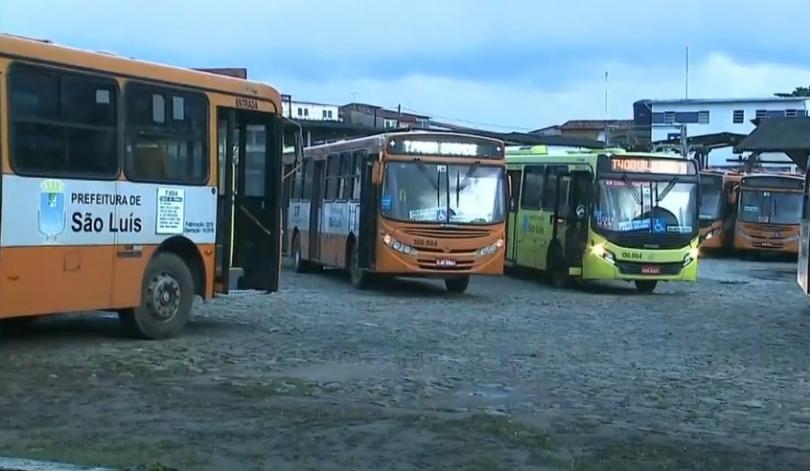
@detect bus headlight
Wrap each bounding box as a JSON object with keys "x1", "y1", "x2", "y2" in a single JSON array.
[
  {"x1": 683, "y1": 247, "x2": 700, "y2": 266},
  {"x1": 474, "y1": 239, "x2": 504, "y2": 257},
  {"x1": 705, "y1": 231, "x2": 714, "y2": 240},
  {"x1": 591, "y1": 243, "x2": 615, "y2": 264},
  {"x1": 784, "y1": 234, "x2": 800, "y2": 243},
  {"x1": 383, "y1": 233, "x2": 417, "y2": 255}
]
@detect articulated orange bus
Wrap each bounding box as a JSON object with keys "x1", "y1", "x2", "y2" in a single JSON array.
[
  {"x1": 699, "y1": 170, "x2": 741, "y2": 251},
  {"x1": 0, "y1": 34, "x2": 285, "y2": 338},
  {"x1": 734, "y1": 173, "x2": 804, "y2": 254},
  {"x1": 284, "y1": 132, "x2": 507, "y2": 293}
]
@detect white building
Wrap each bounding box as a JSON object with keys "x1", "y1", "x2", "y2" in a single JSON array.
[
  {"x1": 647, "y1": 97, "x2": 810, "y2": 167},
  {"x1": 281, "y1": 98, "x2": 340, "y2": 122}
]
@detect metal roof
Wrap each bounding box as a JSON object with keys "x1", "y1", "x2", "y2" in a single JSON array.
[{"x1": 648, "y1": 97, "x2": 810, "y2": 106}]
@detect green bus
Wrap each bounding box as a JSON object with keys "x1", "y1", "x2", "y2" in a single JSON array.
[{"x1": 505, "y1": 146, "x2": 700, "y2": 293}]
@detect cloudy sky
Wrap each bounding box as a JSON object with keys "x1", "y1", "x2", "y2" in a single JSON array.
[{"x1": 3, "y1": 0, "x2": 809, "y2": 131}]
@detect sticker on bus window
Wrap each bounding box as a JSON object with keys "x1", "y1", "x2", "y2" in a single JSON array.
[
  {"x1": 666, "y1": 225, "x2": 692, "y2": 233},
  {"x1": 437, "y1": 165, "x2": 447, "y2": 173},
  {"x1": 381, "y1": 195, "x2": 393, "y2": 211},
  {"x1": 95, "y1": 89, "x2": 111, "y2": 104},
  {"x1": 744, "y1": 205, "x2": 759, "y2": 212},
  {"x1": 653, "y1": 218, "x2": 666, "y2": 234}
]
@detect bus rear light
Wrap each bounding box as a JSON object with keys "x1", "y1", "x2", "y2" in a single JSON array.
[
  {"x1": 474, "y1": 239, "x2": 504, "y2": 257},
  {"x1": 383, "y1": 233, "x2": 417, "y2": 255}
]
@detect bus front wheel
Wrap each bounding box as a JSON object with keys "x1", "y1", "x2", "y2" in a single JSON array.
[
  {"x1": 445, "y1": 276, "x2": 470, "y2": 293},
  {"x1": 292, "y1": 233, "x2": 310, "y2": 273},
  {"x1": 634, "y1": 280, "x2": 658, "y2": 294},
  {"x1": 350, "y1": 243, "x2": 372, "y2": 289},
  {"x1": 120, "y1": 252, "x2": 194, "y2": 340}
]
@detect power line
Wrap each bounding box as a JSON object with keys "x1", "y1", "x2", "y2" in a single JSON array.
[{"x1": 399, "y1": 106, "x2": 534, "y2": 132}]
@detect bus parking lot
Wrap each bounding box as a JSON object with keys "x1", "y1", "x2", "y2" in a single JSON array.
[{"x1": 1, "y1": 257, "x2": 809, "y2": 470}]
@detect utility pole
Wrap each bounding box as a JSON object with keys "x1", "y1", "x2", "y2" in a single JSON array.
[
  {"x1": 685, "y1": 46, "x2": 689, "y2": 100},
  {"x1": 604, "y1": 71, "x2": 609, "y2": 117}
]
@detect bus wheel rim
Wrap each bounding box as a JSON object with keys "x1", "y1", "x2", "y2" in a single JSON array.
[{"x1": 151, "y1": 273, "x2": 181, "y2": 320}]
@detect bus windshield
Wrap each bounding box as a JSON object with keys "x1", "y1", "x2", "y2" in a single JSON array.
[
  {"x1": 738, "y1": 190, "x2": 802, "y2": 225},
  {"x1": 381, "y1": 162, "x2": 506, "y2": 224},
  {"x1": 700, "y1": 175, "x2": 724, "y2": 222},
  {"x1": 594, "y1": 177, "x2": 698, "y2": 235}
]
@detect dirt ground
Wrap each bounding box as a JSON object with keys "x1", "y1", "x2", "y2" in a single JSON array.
[{"x1": 1, "y1": 257, "x2": 809, "y2": 470}]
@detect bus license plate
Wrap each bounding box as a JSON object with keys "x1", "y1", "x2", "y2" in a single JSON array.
[
  {"x1": 641, "y1": 265, "x2": 661, "y2": 274},
  {"x1": 437, "y1": 259, "x2": 456, "y2": 267}
]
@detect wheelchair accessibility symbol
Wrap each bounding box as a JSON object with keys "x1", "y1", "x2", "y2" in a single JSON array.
[{"x1": 653, "y1": 219, "x2": 666, "y2": 234}]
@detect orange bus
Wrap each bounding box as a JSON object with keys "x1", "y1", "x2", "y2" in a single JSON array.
[
  {"x1": 284, "y1": 132, "x2": 507, "y2": 293},
  {"x1": 0, "y1": 34, "x2": 285, "y2": 338},
  {"x1": 734, "y1": 173, "x2": 804, "y2": 254},
  {"x1": 699, "y1": 170, "x2": 741, "y2": 251}
]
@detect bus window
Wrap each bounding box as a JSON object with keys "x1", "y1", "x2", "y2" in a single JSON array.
[
  {"x1": 325, "y1": 154, "x2": 340, "y2": 200},
  {"x1": 9, "y1": 64, "x2": 118, "y2": 177},
  {"x1": 339, "y1": 152, "x2": 352, "y2": 200},
  {"x1": 351, "y1": 151, "x2": 366, "y2": 201},
  {"x1": 302, "y1": 159, "x2": 313, "y2": 201},
  {"x1": 521, "y1": 165, "x2": 545, "y2": 209},
  {"x1": 244, "y1": 125, "x2": 266, "y2": 197},
  {"x1": 125, "y1": 84, "x2": 208, "y2": 184}
]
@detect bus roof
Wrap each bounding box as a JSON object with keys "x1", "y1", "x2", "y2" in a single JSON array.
[
  {"x1": 0, "y1": 33, "x2": 281, "y2": 107},
  {"x1": 505, "y1": 145, "x2": 687, "y2": 165}
]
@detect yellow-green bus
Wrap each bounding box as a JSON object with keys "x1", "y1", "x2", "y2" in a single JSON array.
[{"x1": 505, "y1": 146, "x2": 700, "y2": 293}]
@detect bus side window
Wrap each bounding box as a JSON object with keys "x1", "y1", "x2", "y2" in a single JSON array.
[
  {"x1": 302, "y1": 159, "x2": 313, "y2": 201},
  {"x1": 507, "y1": 169, "x2": 522, "y2": 211},
  {"x1": 325, "y1": 154, "x2": 340, "y2": 200},
  {"x1": 542, "y1": 168, "x2": 558, "y2": 212},
  {"x1": 9, "y1": 64, "x2": 119, "y2": 178},
  {"x1": 125, "y1": 83, "x2": 207, "y2": 184},
  {"x1": 291, "y1": 162, "x2": 303, "y2": 200},
  {"x1": 520, "y1": 165, "x2": 545, "y2": 209},
  {"x1": 804, "y1": 172, "x2": 810, "y2": 220},
  {"x1": 339, "y1": 152, "x2": 352, "y2": 200},
  {"x1": 351, "y1": 150, "x2": 366, "y2": 201}
]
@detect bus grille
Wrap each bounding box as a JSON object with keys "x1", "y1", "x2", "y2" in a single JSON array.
[
  {"x1": 402, "y1": 227, "x2": 490, "y2": 239},
  {"x1": 616, "y1": 261, "x2": 683, "y2": 276}
]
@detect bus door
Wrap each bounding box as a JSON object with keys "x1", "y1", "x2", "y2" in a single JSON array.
[
  {"x1": 357, "y1": 155, "x2": 378, "y2": 269},
  {"x1": 308, "y1": 160, "x2": 326, "y2": 261},
  {"x1": 506, "y1": 169, "x2": 522, "y2": 262},
  {"x1": 216, "y1": 108, "x2": 282, "y2": 292},
  {"x1": 548, "y1": 166, "x2": 570, "y2": 260},
  {"x1": 565, "y1": 171, "x2": 592, "y2": 269},
  {"x1": 798, "y1": 170, "x2": 810, "y2": 294}
]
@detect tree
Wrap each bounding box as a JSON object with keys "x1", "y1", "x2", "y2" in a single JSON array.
[{"x1": 775, "y1": 86, "x2": 810, "y2": 97}]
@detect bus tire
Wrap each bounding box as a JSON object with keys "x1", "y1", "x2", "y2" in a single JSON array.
[
  {"x1": 350, "y1": 242, "x2": 371, "y2": 289},
  {"x1": 634, "y1": 280, "x2": 658, "y2": 294},
  {"x1": 292, "y1": 233, "x2": 310, "y2": 273},
  {"x1": 548, "y1": 247, "x2": 570, "y2": 289},
  {"x1": 445, "y1": 276, "x2": 470, "y2": 293},
  {"x1": 0, "y1": 316, "x2": 37, "y2": 334},
  {"x1": 120, "y1": 252, "x2": 194, "y2": 340}
]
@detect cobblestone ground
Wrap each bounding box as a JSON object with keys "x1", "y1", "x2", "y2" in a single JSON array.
[{"x1": 1, "y1": 257, "x2": 809, "y2": 470}]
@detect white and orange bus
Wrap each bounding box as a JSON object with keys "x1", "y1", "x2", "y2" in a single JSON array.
[
  {"x1": 284, "y1": 132, "x2": 507, "y2": 293},
  {"x1": 0, "y1": 34, "x2": 285, "y2": 338}
]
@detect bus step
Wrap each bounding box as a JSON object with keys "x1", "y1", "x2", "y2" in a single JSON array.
[{"x1": 229, "y1": 267, "x2": 244, "y2": 291}]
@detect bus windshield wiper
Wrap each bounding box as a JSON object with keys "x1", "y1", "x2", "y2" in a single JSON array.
[
  {"x1": 621, "y1": 173, "x2": 642, "y2": 205},
  {"x1": 414, "y1": 159, "x2": 440, "y2": 191},
  {"x1": 414, "y1": 159, "x2": 442, "y2": 208},
  {"x1": 458, "y1": 161, "x2": 480, "y2": 191},
  {"x1": 656, "y1": 175, "x2": 680, "y2": 203}
]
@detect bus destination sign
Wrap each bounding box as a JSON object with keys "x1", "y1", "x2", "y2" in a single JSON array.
[
  {"x1": 610, "y1": 157, "x2": 695, "y2": 175},
  {"x1": 387, "y1": 136, "x2": 503, "y2": 159}
]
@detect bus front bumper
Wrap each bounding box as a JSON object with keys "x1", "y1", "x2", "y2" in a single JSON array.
[{"x1": 582, "y1": 242, "x2": 699, "y2": 282}]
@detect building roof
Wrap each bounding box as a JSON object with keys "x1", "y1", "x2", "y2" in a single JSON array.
[
  {"x1": 340, "y1": 102, "x2": 430, "y2": 119},
  {"x1": 735, "y1": 118, "x2": 810, "y2": 168},
  {"x1": 648, "y1": 97, "x2": 809, "y2": 106},
  {"x1": 557, "y1": 119, "x2": 635, "y2": 130}
]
